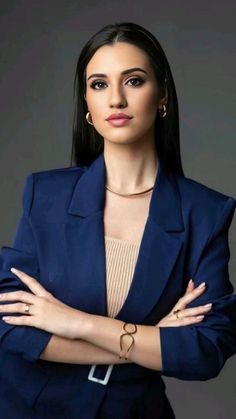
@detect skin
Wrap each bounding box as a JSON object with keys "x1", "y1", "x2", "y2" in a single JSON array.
[
  {"x1": 84, "y1": 41, "x2": 168, "y2": 193},
  {"x1": 0, "y1": 43, "x2": 212, "y2": 369}
]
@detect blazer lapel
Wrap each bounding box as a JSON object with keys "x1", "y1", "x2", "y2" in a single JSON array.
[{"x1": 65, "y1": 152, "x2": 185, "y2": 323}]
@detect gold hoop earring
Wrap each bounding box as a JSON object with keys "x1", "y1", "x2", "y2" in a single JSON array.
[
  {"x1": 159, "y1": 104, "x2": 167, "y2": 118},
  {"x1": 86, "y1": 111, "x2": 94, "y2": 125}
]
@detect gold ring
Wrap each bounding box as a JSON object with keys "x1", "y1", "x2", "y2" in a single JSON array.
[
  {"x1": 24, "y1": 304, "x2": 30, "y2": 314},
  {"x1": 173, "y1": 309, "x2": 181, "y2": 319}
]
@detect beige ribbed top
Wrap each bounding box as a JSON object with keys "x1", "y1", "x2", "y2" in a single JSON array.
[{"x1": 104, "y1": 235, "x2": 141, "y2": 318}]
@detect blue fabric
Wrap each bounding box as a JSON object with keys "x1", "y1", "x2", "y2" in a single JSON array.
[{"x1": 0, "y1": 151, "x2": 235, "y2": 418}]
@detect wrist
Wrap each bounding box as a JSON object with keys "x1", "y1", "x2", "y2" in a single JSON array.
[{"x1": 73, "y1": 309, "x2": 93, "y2": 340}]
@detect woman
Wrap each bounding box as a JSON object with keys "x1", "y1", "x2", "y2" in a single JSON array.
[{"x1": 0, "y1": 22, "x2": 235, "y2": 419}]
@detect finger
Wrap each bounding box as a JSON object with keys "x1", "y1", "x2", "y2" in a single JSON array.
[
  {"x1": 184, "y1": 278, "x2": 194, "y2": 294},
  {"x1": 159, "y1": 315, "x2": 205, "y2": 328},
  {"x1": 10, "y1": 267, "x2": 47, "y2": 297},
  {"x1": 2, "y1": 315, "x2": 34, "y2": 326},
  {"x1": 172, "y1": 315, "x2": 205, "y2": 327},
  {"x1": 0, "y1": 290, "x2": 36, "y2": 304},
  {"x1": 0, "y1": 302, "x2": 35, "y2": 315},
  {"x1": 182, "y1": 304, "x2": 212, "y2": 317},
  {"x1": 183, "y1": 282, "x2": 206, "y2": 304},
  {"x1": 177, "y1": 282, "x2": 206, "y2": 308}
]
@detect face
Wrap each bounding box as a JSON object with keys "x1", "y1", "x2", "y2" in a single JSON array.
[{"x1": 84, "y1": 42, "x2": 167, "y2": 147}]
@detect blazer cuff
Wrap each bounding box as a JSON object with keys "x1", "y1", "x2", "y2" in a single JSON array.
[{"x1": 1, "y1": 324, "x2": 52, "y2": 362}]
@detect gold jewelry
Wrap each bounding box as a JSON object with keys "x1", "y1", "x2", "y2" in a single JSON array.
[
  {"x1": 86, "y1": 111, "x2": 94, "y2": 125},
  {"x1": 159, "y1": 104, "x2": 167, "y2": 118},
  {"x1": 119, "y1": 322, "x2": 137, "y2": 360},
  {"x1": 105, "y1": 184, "x2": 154, "y2": 197},
  {"x1": 173, "y1": 309, "x2": 181, "y2": 319},
  {"x1": 24, "y1": 304, "x2": 30, "y2": 314}
]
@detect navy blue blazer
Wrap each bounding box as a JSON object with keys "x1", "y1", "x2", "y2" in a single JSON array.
[{"x1": 0, "y1": 151, "x2": 236, "y2": 418}]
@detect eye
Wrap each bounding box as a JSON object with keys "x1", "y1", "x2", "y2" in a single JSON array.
[
  {"x1": 89, "y1": 77, "x2": 145, "y2": 90},
  {"x1": 127, "y1": 77, "x2": 144, "y2": 87},
  {"x1": 90, "y1": 80, "x2": 107, "y2": 90}
]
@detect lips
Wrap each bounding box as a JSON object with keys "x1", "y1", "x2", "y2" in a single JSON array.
[
  {"x1": 106, "y1": 113, "x2": 132, "y2": 120},
  {"x1": 107, "y1": 118, "x2": 132, "y2": 127}
]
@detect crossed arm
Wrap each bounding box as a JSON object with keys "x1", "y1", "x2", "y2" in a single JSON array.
[
  {"x1": 0, "y1": 264, "x2": 233, "y2": 378},
  {"x1": 38, "y1": 279, "x2": 209, "y2": 370},
  {"x1": 40, "y1": 320, "x2": 162, "y2": 371},
  {"x1": 0, "y1": 268, "x2": 214, "y2": 372},
  {"x1": 40, "y1": 334, "x2": 131, "y2": 365}
]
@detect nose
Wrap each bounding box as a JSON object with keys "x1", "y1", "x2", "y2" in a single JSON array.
[{"x1": 109, "y1": 85, "x2": 127, "y2": 108}]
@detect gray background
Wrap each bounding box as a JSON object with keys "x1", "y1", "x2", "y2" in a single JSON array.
[{"x1": 0, "y1": 1, "x2": 235, "y2": 418}]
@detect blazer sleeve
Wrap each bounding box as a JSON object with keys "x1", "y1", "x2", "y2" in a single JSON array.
[
  {"x1": 0, "y1": 173, "x2": 53, "y2": 362},
  {"x1": 159, "y1": 196, "x2": 236, "y2": 380}
]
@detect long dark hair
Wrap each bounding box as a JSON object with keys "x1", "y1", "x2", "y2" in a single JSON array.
[{"x1": 70, "y1": 21, "x2": 184, "y2": 176}]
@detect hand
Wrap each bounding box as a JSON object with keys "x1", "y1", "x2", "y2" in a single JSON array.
[
  {"x1": 0, "y1": 267, "x2": 84, "y2": 339},
  {"x1": 156, "y1": 278, "x2": 212, "y2": 327}
]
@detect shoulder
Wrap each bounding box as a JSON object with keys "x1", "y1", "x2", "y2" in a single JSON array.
[
  {"x1": 175, "y1": 173, "x2": 236, "y2": 234},
  {"x1": 22, "y1": 166, "x2": 87, "y2": 217},
  {"x1": 28, "y1": 165, "x2": 87, "y2": 193},
  {"x1": 32, "y1": 165, "x2": 86, "y2": 181},
  {"x1": 176, "y1": 172, "x2": 235, "y2": 203}
]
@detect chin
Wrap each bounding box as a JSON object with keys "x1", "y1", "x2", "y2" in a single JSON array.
[{"x1": 106, "y1": 135, "x2": 144, "y2": 146}]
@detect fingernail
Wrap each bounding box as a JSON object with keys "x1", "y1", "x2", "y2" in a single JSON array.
[
  {"x1": 197, "y1": 282, "x2": 206, "y2": 288},
  {"x1": 188, "y1": 279, "x2": 193, "y2": 285},
  {"x1": 204, "y1": 303, "x2": 212, "y2": 308},
  {"x1": 11, "y1": 267, "x2": 18, "y2": 273},
  {"x1": 196, "y1": 315, "x2": 205, "y2": 319}
]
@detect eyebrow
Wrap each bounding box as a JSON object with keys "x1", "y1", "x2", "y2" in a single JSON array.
[{"x1": 87, "y1": 67, "x2": 148, "y2": 81}]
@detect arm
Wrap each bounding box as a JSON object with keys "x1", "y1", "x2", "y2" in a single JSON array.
[
  {"x1": 0, "y1": 174, "x2": 52, "y2": 362},
  {"x1": 40, "y1": 334, "x2": 132, "y2": 365},
  {"x1": 78, "y1": 314, "x2": 162, "y2": 371},
  {"x1": 159, "y1": 196, "x2": 236, "y2": 380}
]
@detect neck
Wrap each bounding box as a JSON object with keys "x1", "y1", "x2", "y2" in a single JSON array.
[{"x1": 103, "y1": 143, "x2": 158, "y2": 195}]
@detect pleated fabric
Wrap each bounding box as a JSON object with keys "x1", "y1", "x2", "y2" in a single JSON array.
[{"x1": 104, "y1": 236, "x2": 141, "y2": 318}]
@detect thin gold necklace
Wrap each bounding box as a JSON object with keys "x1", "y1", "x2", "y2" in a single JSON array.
[{"x1": 105, "y1": 184, "x2": 154, "y2": 197}]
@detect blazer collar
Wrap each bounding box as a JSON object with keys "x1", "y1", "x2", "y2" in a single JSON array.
[{"x1": 68, "y1": 151, "x2": 184, "y2": 232}]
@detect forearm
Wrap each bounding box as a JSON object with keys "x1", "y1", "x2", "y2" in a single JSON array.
[
  {"x1": 79, "y1": 313, "x2": 163, "y2": 371},
  {"x1": 40, "y1": 334, "x2": 132, "y2": 365}
]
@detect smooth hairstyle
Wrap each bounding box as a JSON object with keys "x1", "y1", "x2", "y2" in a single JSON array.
[{"x1": 70, "y1": 21, "x2": 184, "y2": 176}]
